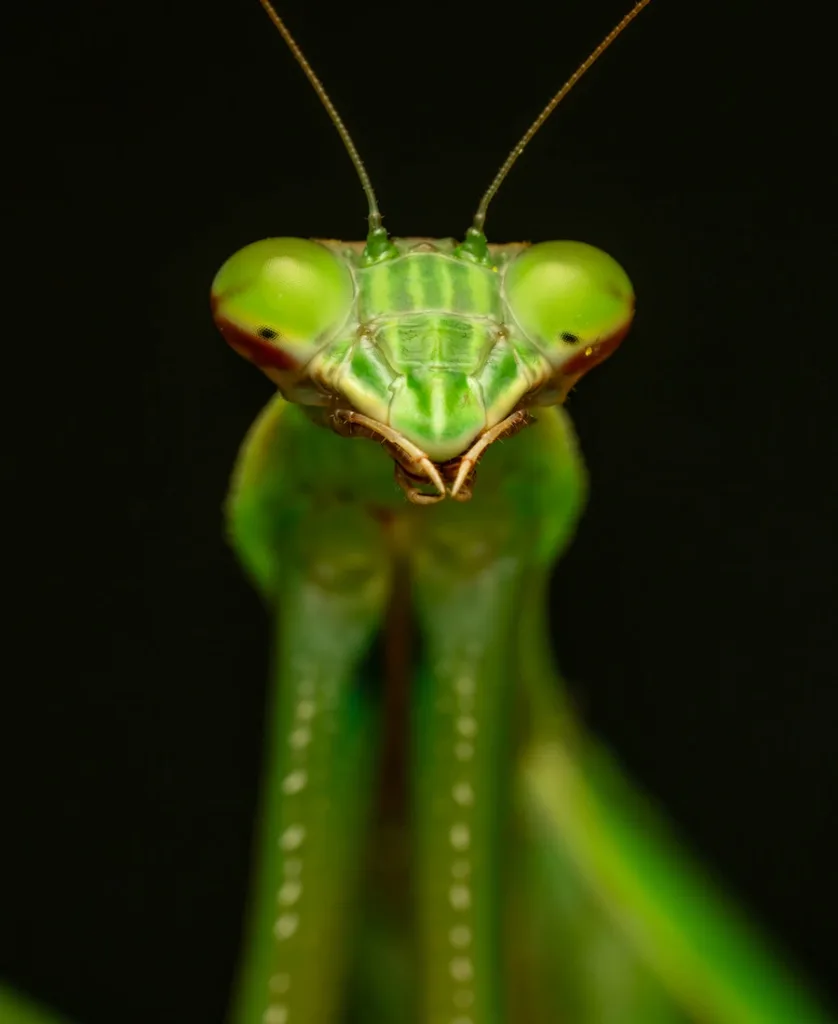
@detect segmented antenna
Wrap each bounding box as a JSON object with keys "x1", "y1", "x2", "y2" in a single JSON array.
[
  {"x1": 257, "y1": 0, "x2": 382, "y2": 234},
  {"x1": 471, "y1": 0, "x2": 654, "y2": 234}
]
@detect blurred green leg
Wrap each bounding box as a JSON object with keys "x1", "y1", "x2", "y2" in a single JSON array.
[
  {"x1": 411, "y1": 509, "x2": 527, "y2": 1024},
  {"x1": 510, "y1": 571, "x2": 679, "y2": 1024},
  {"x1": 229, "y1": 504, "x2": 391, "y2": 1024}
]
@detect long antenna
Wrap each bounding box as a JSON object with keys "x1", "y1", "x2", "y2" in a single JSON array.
[
  {"x1": 471, "y1": 0, "x2": 653, "y2": 234},
  {"x1": 257, "y1": 0, "x2": 383, "y2": 234}
]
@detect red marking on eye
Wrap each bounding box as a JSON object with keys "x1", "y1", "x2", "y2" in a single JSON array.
[
  {"x1": 212, "y1": 309, "x2": 298, "y2": 373},
  {"x1": 560, "y1": 314, "x2": 633, "y2": 378}
]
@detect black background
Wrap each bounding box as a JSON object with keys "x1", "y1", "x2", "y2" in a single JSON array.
[{"x1": 4, "y1": 0, "x2": 837, "y2": 1022}]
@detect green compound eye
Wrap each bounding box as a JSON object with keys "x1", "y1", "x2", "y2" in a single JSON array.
[
  {"x1": 210, "y1": 238, "x2": 354, "y2": 387},
  {"x1": 504, "y1": 240, "x2": 635, "y2": 381}
]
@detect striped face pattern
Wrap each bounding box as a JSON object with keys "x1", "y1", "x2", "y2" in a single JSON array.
[{"x1": 212, "y1": 235, "x2": 634, "y2": 496}]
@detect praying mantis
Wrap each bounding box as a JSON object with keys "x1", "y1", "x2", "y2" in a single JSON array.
[
  {"x1": 205, "y1": 2, "x2": 834, "y2": 1022},
  {"x1": 1, "y1": 3, "x2": 833, "y2": 1024}
]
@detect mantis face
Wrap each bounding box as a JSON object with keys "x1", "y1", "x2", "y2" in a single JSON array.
[{"x1": 211, "y1": 235, "x2": 634, "y2": 502}]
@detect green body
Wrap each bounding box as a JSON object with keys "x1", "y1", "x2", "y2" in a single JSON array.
[
  {"x1": 225, "y1": 389, "x2": 581, "y2": 1024},
  {"x1": 210, "y1": 236, "x2": 832, "y2": 1024},
  {"x1": 3, "y1": 238, "x2": 832, "y2": 1024}
]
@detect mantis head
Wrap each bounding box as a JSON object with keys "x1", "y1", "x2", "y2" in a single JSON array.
[
  {"x1": 211, "y1": 236, "x2": 633, "y2": 502},
  {"x1": 211, "y1": 0, "x2": 647, "y2": 502}
]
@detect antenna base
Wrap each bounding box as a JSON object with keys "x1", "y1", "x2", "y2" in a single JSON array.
[
  {"x1": 362, "y1": 226, "x2": 400, "y2": 265},
  {"x1": 454, "y1": 228, "x2": 492, "y2": 266}
]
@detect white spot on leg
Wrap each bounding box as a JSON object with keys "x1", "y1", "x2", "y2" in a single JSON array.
[
  {"x1": 280, "y1": 825, "x2": 306, "y2": 851},
  {"x1": 282, "y1": 769, "x2": 308, "y2": 794},
  {"x1": 455, "y1": 676, "x2": 475, "y2": 697},
  {"x1": 449, "y1": 884, "x2": 472, "y2": 910},
  {"x1": 449, "y1": 823, "x2": 471, "y2": 850},
  {"x1": 449, "y1": 925, "x2": 472, "y2": 948},
  {"x1": 277, "y1": 880, "x2": 302, "y2": 905},
  {"x1": 273, "y1": 913, "x2": 299, "y2": 940},
  {"x1": 452, "y1": 781, "x2": 474, "y2": 806},
  {"x1": 263, "y1": 1007, "x2": 288, "y2": 1024},
  {"x1": 296, "y1": 698, "x2": 316, "y2": 718},
  {"x1": 289, "y1": 726, "x2": 311, "y2": 749},
  {"x1": 449, "y1": 956, "x2": 474, "y2": 982},
  {"x1": 456, "y1": 716, "x2": 478, "y2": 738}
]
